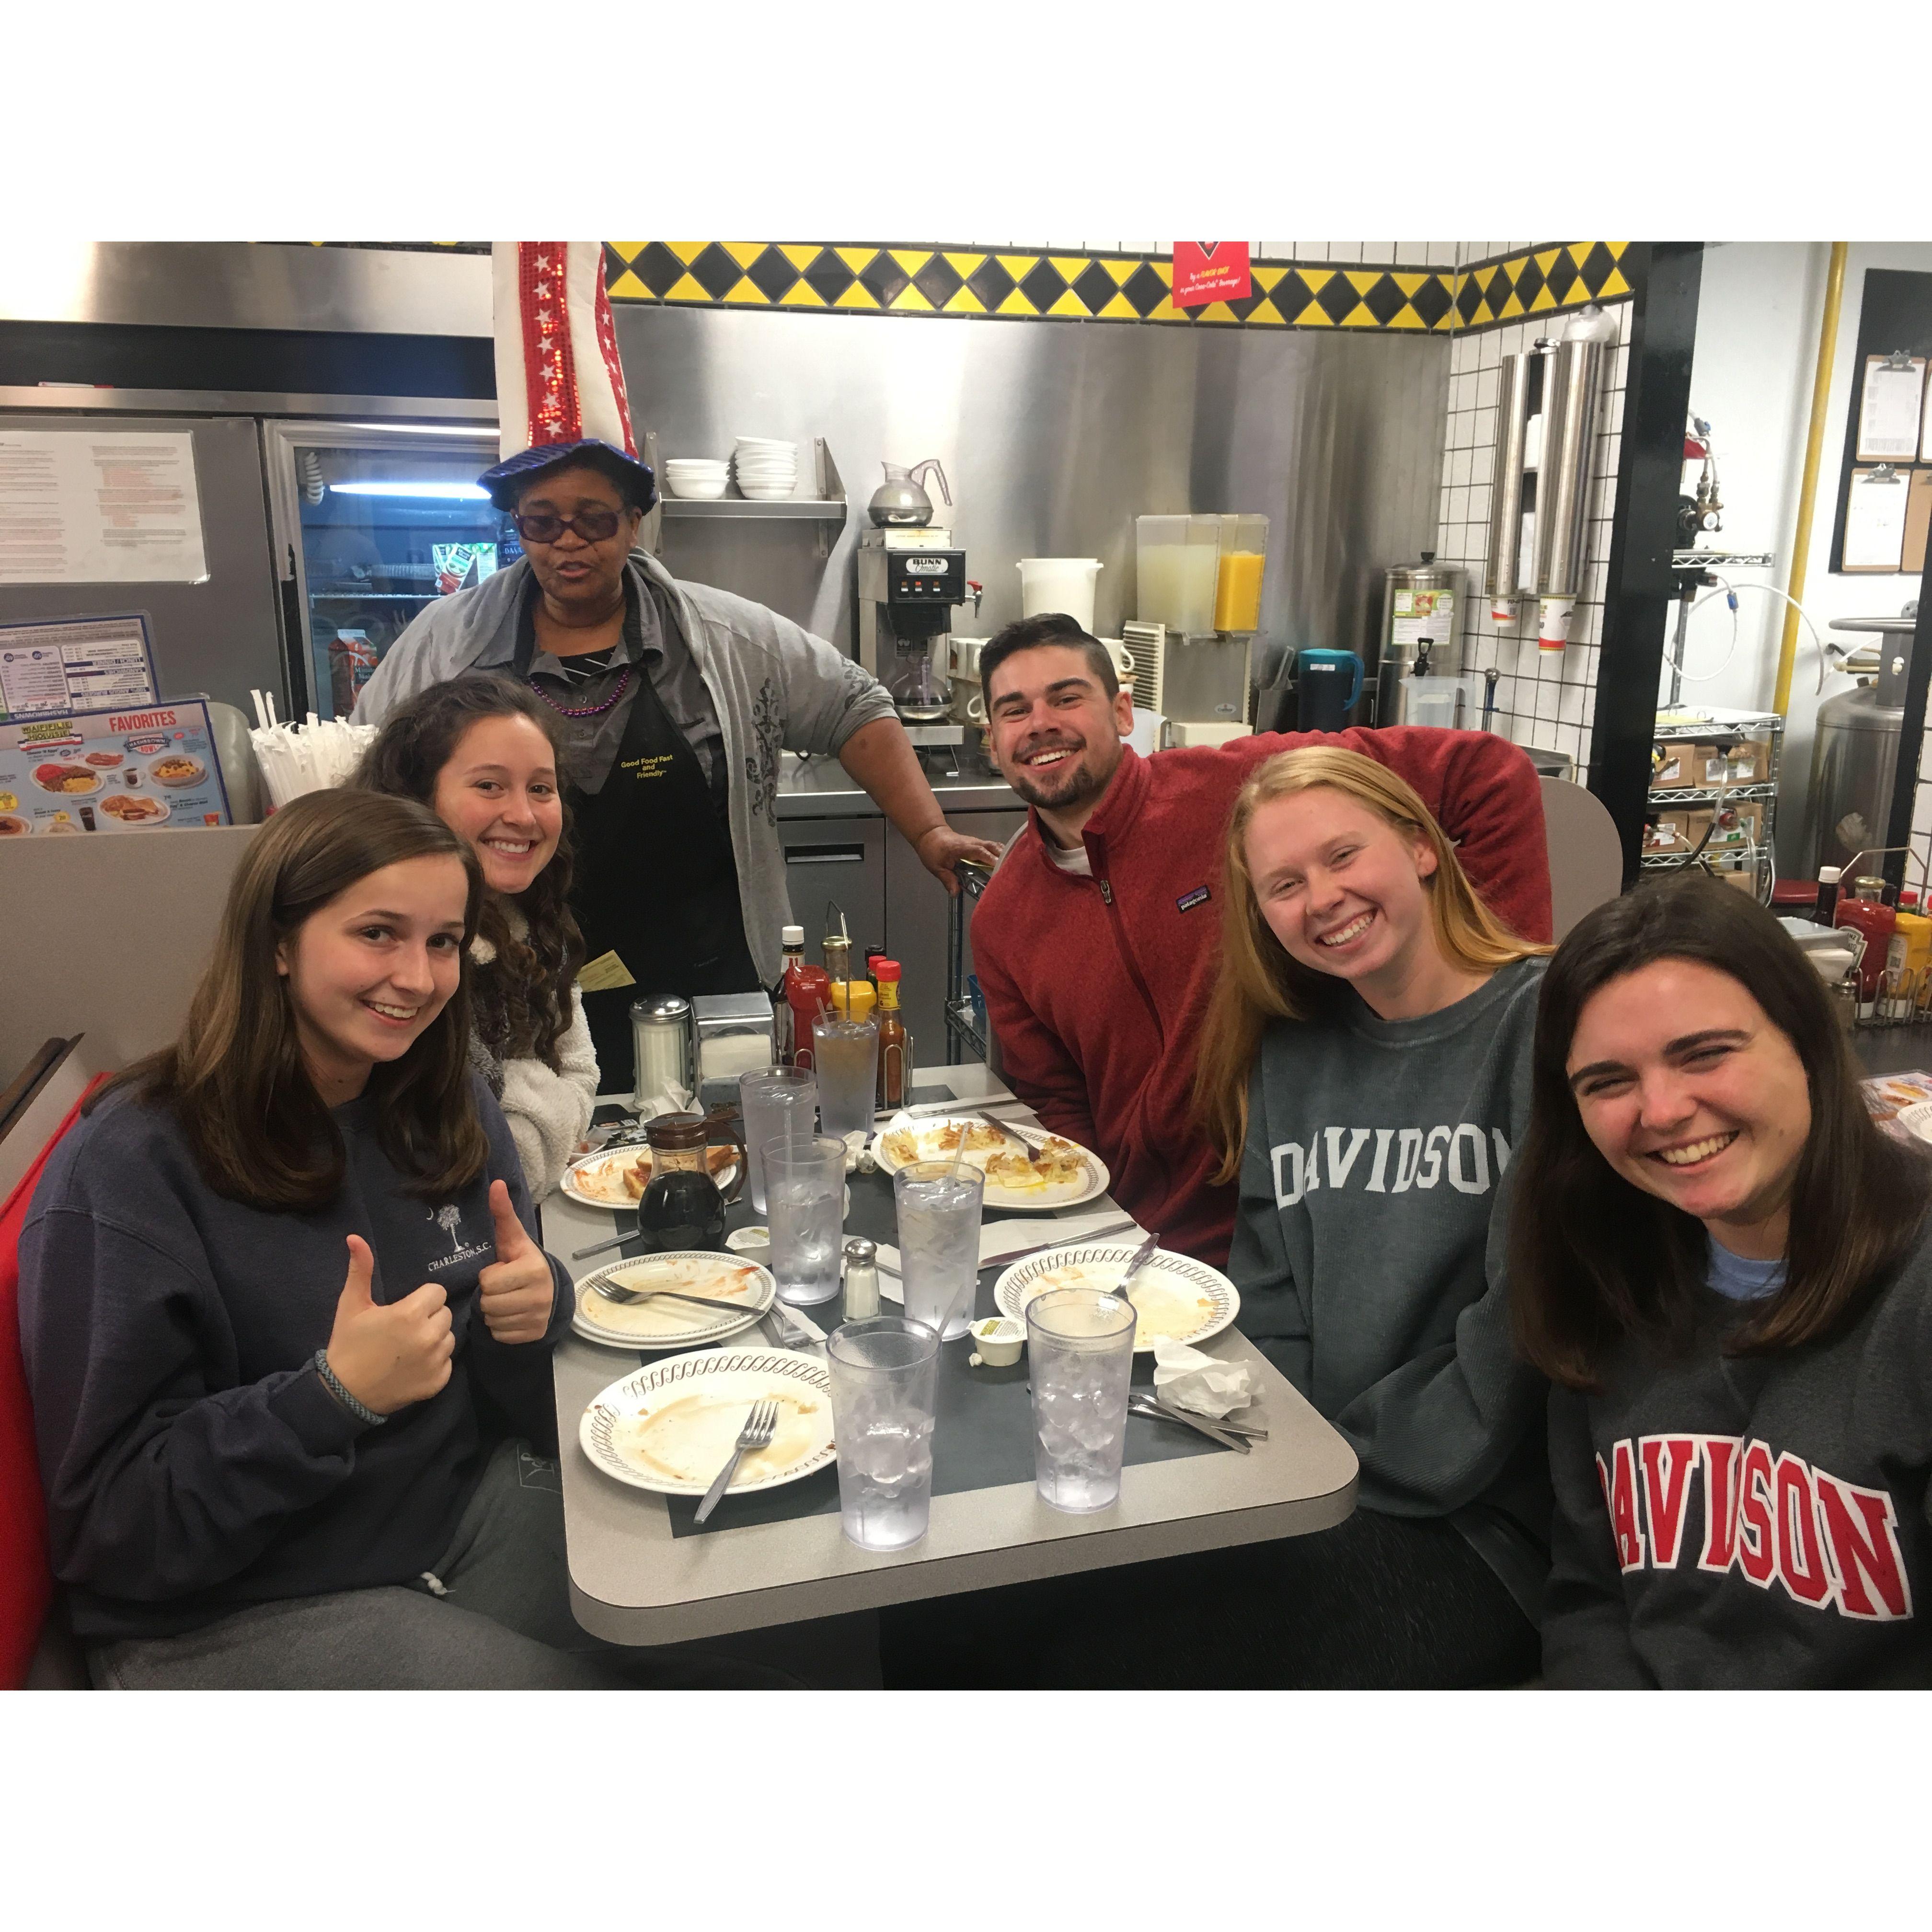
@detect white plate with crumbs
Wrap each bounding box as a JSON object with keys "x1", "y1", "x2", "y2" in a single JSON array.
[
  {"x1": 869, "y1": 1115, "x2": 1108, "y2": 1211},
  {"x1": 572, "y1": 1252, "x2": 774, "y2": 1350},
  {"x1": 994, "y1": 1243, "x2": 1238, "y2": 1354},
  {"x1": 580, "y1": 1348, "x2": 836, "y2": 1498},
  {"x1": 1893, "y1": 1101, "x2": 1932, "y2": 1146},
  {"x1": 560, "y1": 1143, "x2": 742, "y2": 1210}
]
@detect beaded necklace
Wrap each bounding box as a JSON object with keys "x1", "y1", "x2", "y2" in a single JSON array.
[{"x1": 530, "y1": 664, "x2": 632, "y2": 718}]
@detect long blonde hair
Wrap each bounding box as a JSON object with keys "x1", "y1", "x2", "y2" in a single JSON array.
[{"x1": 1193, "y1": 746, "x2": 1550, "y2": 1181}]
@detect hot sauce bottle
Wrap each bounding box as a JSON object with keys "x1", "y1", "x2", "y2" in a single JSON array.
[{"x1": 874, "y1": 958, "x2": 910, "y2": 1110}]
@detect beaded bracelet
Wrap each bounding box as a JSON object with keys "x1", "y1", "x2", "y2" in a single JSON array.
[{"x1": 313, "y1": 1349, "x2": 388, "y2": 1427}]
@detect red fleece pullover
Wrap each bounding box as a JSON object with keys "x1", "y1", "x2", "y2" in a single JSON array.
[{"x1": 970, "y1": 728, "x2": 1553, "y2": 1267}]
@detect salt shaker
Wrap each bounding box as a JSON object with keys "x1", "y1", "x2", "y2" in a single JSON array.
[{"x1": 843, "y1": 1236, "x2": 880, "y2": 1320}]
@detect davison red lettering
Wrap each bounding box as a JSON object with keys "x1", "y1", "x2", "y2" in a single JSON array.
[
  {"x1": 1736, "y1": 1442, "x2": 1777, "y2": 1587},
  {"x1": 1597, "y1": 1441, "x2": 1646, "y2": 1573},
  {"x1": 1814, "y1": 1472, "x2": 1914, "y2": 1621},
  {"x1": 1695, "y1": 1435, "x2": 1743, "y2": 1574},
  {"x1": 1772, "y1": 1453, "x2": 1833, "y2": 1608},
  {"x1": 1639, "y1": 1436, "x2": 1699, "y2": 1568}
]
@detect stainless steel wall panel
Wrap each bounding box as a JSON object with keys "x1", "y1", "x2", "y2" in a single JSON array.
[
  {"x1": 0, "y1": 243, "x2": 491, "y2": 337},
  {"x1": 611, "y1": 305, "x2": 1448, "y2": 690}
]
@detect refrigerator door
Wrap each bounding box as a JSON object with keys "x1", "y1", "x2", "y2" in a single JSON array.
[
  {"x1": 263, "y1": 420, "x2": 507, "y2": 719},
  {"x1": 0, "y1": 412, "x2": 285, "y2": 712}
]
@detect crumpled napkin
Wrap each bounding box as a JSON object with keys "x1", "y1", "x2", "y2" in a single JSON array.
[{"x1": 1152, "y1": 1339, "x2": 1257, "y2": 1420}]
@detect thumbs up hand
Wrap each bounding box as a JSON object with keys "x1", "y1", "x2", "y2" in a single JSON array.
[
  {"x1": 476, "y1": 1178, "x2": 556, "y2": 1346},
  {"x1": 323, "y1": 1234, "x2": 455, "y2": 1417}
]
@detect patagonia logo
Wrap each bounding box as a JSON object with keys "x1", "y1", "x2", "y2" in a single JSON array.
[{"x1": 1176, "y1": 886, "x2": 1211, "y2": 913}]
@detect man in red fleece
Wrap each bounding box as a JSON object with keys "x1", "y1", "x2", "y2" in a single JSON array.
[{"x1": 970, "y1": 615, "x2": 1553, "y2": 1267}]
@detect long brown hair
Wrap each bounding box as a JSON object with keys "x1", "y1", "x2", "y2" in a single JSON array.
[
  {"x1": 1509, "y1": 874, "x2": 1932, "y2": 1390},
  {"x1": 355, "y1": 673, "x2": 585, "y2": 1070},
  {"x1": 1193, "y1": 745, "x2": 1549, "y2": 1180},
  {"x1": 92, "y1": 789, "x2": 489, "y2": 1211}
]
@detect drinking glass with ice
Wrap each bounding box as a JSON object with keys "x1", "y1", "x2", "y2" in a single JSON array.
[
  {"x1": 764, "y1": 1133, "x2": 846, "y2": 1306},
  {"x1": 739, "y1": 1065, "x2": 817, "y2": 1215},
  {"x1": 893, "y1": 1159, "x2": 985, "y2": 1341},
  {"x1": 1025, "y1": 1287, "x2": 1136, "y2": 1513},
  {"x1": 827, "y1": 1316, "x2": 941, "y2": 1550}
]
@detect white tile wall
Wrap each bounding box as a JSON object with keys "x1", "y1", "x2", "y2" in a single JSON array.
[{"x1": 1433, "y1": 288, "x2": 1635, "y2": 776}]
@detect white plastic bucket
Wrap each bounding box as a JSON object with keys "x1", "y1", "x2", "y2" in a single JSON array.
[{"x1": 1017, "y1": 558, "x2": 1103, "y2": 632}]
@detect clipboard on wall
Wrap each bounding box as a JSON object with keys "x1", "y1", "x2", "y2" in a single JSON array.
[
  {"x1": 1841, "y1": 465, "x2": 1910, "y2": 572},
  {"x1": 1906, "y1": 468, "x2": 1932, "y2": 575},
  {"x1": 1857, "y1": 352, "x2": 1927, "y2": 461}
]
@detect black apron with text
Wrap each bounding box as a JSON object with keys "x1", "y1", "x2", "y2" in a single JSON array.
[{"x1": 546, "y1": 659, "x2": 760, "y2": 1092}]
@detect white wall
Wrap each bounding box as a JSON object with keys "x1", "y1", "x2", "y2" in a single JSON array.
[{"x1": 1669, "y1": 242, "x2": 1932, "y2": 871}]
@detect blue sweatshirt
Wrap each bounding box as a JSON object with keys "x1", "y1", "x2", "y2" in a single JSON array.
[{"x1": 18, "y1": 1076, "x2": 573, "y2": 1643}]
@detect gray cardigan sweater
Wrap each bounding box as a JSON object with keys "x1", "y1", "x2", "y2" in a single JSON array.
[{"x1": 351, "y1": 550, "x2": 896, "y2": 985}]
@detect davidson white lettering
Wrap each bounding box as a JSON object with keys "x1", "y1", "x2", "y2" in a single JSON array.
[{"x1": 1269, "y1": 1122, "x2": 1508, "y2": 1205}]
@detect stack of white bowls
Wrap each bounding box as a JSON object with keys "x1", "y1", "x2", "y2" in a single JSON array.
[
  {"x1": 734, "y1": 437, "x2": 798, "y2": 501},
  {"x1": 662, "y1": 457, "x2": 730, "y2": 501}
]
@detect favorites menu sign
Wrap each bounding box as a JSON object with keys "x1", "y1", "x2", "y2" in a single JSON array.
[{"x1": 0, "y1": 700, "x2": 232, "y2": 839}]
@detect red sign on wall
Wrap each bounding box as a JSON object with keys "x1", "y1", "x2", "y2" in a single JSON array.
[{"x1": 1172, "y1": 242, "x2": 1252, "y2": 309}]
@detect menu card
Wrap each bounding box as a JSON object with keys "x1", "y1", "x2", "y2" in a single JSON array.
[
  {"x1": 0, "y1": 698, "x2": 231, "y2": 838},
  {"x1": 0, "y1": 612, "x2": 160, "y2": 722}
]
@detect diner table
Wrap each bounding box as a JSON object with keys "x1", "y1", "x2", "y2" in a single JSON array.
[{"x1": 545, "y1": 1062, "x2": 1358, "y2": 1651}]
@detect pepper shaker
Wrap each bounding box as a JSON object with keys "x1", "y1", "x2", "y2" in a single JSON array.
[{"x1": 843, "y1": 1236, "x2": 880, "y2": 1320}]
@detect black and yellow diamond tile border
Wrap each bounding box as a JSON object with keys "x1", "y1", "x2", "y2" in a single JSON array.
[{"x1": 601, "y1": 243, "x2": 1630, "y2": 333}]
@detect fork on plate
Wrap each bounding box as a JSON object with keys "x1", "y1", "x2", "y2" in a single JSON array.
[{"x1": 694, "y1": 1400, "x2": 780, "y2": 1523}]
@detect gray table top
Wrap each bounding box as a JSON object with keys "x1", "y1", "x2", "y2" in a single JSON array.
[{"x1": 546, "y1": 1064, "x2": 1358, "y2": 1645}]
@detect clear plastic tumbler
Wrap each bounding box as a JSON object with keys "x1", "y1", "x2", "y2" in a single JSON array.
[
  {"x1": 811, "y1": 1012, "x2": 879, "y2": 1145},
  {"x1": 893, "y1": 1159, "x2": 985, "y2": 1341},
  {"x1": 827, "y1": 1315, "x2": 940, "y2": 1550},
  {"x1": 738, "y1": 1065, "x2": 817, "y2": 1215},
  {"x1": 764, "y1": 1133, "x2": 846, "y2": 1305},
  {"x1": 1025, "y1": 1287, "x2": 1137, "y2": 1513}
]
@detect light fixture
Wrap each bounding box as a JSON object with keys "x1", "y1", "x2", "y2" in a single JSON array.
[{"x1": 329, "y1": 482, "x2": 491, "y2": 501}]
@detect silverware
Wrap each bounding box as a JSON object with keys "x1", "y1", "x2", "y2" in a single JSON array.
[
  {"x1": 573, "y1": 1230, "x2": 639, "y2": 1261},
  {"x1": 588, "y1": 1277, "x2": 769, "y2": 1318},
  {"x1": 975, "y1": 1108, "x2": 1044, "y2": 1165},
  {"x1": 1115, "y1": 1230, "x2": 1161, "y2": 1300},
  {"x1": 764, "y1": 1302, "x2": 821, "y2": 1348},
  {"x1": 1129, "y1": 1393, "x2": 1266, "y2": 1441},
  {"x1": 1127, "y1": 1394, "x2": 1248, "y2": 1453},
  {"x1": 693, "y1": 1399, "x2": 779, "y2": 1523}
]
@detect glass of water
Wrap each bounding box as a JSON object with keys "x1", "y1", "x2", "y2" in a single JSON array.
[
  {"x1": 811, "y1": 1012, "x2": 879, "y2": 1145},
  {"x1": 893, "y1": 1159, "x2": 984, "y2": 1342},
  {"x1": 1025, "y1": 1287, "x2": 1137, "y2": 1514},
  {"x1": 738, "y1": 1065, "x2": 817, "y2": 1215},
  {"x1": 827, "y1": 1315, "x2": 940, "y2": 1551},
  {"x1": 763, "y1": 1133, "x2": 847, "y2": 1305}
]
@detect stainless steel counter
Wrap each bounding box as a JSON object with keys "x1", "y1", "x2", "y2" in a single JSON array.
[{"x1": 775, "y1": 752, "x2": 1019, "y2": 820}]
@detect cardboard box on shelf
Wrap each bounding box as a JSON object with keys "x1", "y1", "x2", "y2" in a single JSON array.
[
  {"x1": 1652, "y1": 741, "x2": 1723, "y2": 791},
  {"x1": 1644, "y1": 810, "x2": 1689, "y2": 852},
  {"x1": 1688, "y1": 801, "x2": 1764, "y2": 851},
  {"x1": 1725, "y1": 737, "x2": 1773, "y2": 784}
]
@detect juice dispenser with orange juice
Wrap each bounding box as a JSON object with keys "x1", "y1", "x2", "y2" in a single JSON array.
[{"x1": 1213, "y1": 514, "x2": 1269, "y2": 632}]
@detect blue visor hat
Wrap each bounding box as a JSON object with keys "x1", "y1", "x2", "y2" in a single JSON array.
[{"x1": 478, "y1": 438, "x2": 658, "y2": 515}]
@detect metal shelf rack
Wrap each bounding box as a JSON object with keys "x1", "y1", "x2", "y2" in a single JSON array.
[
  {"x1": 944, "y1": 860, "x2": 994, "y2": 1064},
  {"x1": 1642, "y1": 709, "x2": 1785, "y2": 899}
]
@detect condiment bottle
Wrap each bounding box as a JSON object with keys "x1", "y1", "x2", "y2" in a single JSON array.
[
  {"x1": 773, "y1": 925, "x2": 805, "y2": 1062},
  {"x1": 780, "y1": 923, "x2": 830, "y2": 1070},
  {"x1": 1814, "y1": 865, "x2": 1841, "y2": 928},
  {"x1": 634, "y1": 1110, "x2": 746, "y2": 1253},
  {"x1": 823, "y1": 932, "x2": 853, "y2": 1013},
  {"x1": 874, "y1": 957, "x2": 911, "y2": 1110},
  {"x1": 843, "y1": 1237, "x2": 880, "y2": 1320},
  {"x1": 1834, "y1": 875, "x2": 1898, "y2": 1003}
]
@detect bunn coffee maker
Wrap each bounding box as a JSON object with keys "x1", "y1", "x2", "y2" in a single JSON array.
[{"x1": 857, "y1": 525, "x2": 976, "y2": 755}]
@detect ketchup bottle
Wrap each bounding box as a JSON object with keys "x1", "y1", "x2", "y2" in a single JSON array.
[
  {"x1": 779, "y1": 922, "x2": 831, "y2": 1070},
  {"x1": 1834, "y1": 876, "x2": 1897, "y2": 1002}
]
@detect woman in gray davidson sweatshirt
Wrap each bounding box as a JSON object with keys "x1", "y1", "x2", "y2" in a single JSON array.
[{"x1": 1511, "y1": 876, "x2": 1932, "y2": 1688}]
